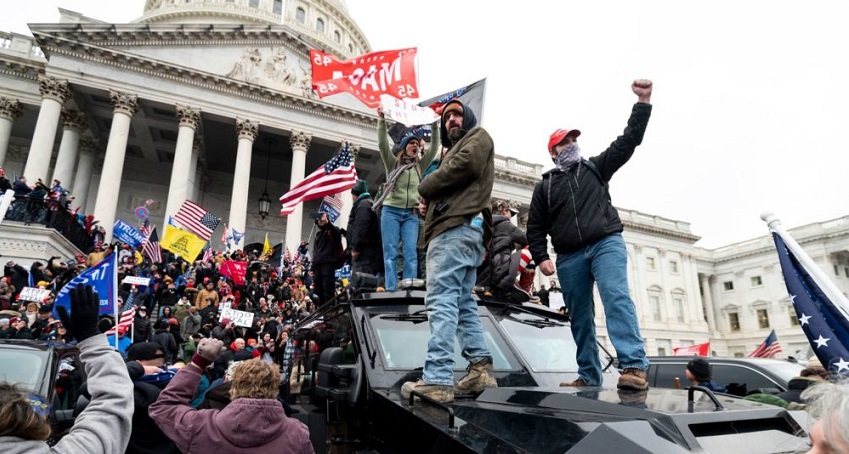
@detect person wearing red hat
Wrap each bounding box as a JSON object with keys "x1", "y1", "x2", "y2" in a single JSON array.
[{"x1": 527, "y1": 79, "x2": 654, "y2": 391}]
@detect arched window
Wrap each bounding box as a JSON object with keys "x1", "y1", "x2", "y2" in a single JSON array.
[
  {"x1": 348, "y1": 43, "x2": 354, "y2": 53},
  {"x1": 316, "y1": 18, "x2": 325, "y2": 32},
  {"x1": 295, "y1": 7, "x2": 305, "y2": 23},
  {"x1": 334, "y1": 30, "x2": 341, "y2": 43}
]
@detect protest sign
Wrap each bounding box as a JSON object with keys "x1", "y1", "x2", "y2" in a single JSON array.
[
  {"x1": 19, "y1": 287, "x2": 52, "y2": 302},
  {"x1": 219, "y1": 308, "x2": 254, "y2": 328},
  {"x1": 380, "y1": 94, "x2": 439, "y2": 127},
  {"x1": 122, "y1": 276, "x2": 150, "y2": 287}
]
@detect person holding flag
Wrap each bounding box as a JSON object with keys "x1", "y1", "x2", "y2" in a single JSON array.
[{"x1": 373, "y1": 107, "x2": 440, "y2": 291}]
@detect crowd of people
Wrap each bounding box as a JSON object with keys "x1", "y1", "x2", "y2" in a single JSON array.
[{"x1": 1, "y1": 79, "x2": 846, "y2": 454}]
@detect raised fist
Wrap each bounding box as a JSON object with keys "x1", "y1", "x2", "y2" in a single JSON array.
[{"x1": 632, "y1": 79, "x2": 653, "y2": 102}]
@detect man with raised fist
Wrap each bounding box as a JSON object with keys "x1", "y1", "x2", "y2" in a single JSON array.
[{"x1": 528, "y1": 80, "x2": 654, "y2": 391}]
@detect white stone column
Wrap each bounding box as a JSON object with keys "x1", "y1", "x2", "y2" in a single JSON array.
[
  {"x1": 285, "y1": 130, "x2": 311, "y2": 251},
  {"x1": 229, "y1": 117, "x2": 258, "y2": 249},
  {"x1": 71, "y1": 138, "x2": 98, "y2": 211},
  {"x1": 0, "y1": 97, "x2": 24, "y2": 168},
  {"x1": 163, "y1": 104, "x2": 201, "y2": 229},
  {"x1": 93, "y1": 90, "x2": 139, "y2": 242},
  {"x1": 51, "y1": 110, "x2": 87, "y2": 189},
  {"x1": 187, "y1": 138, "x2": 200, "y2": 202},
  {"x1": 24, "y1": 76, "x2": 71, "y2": 182},
  {"x1": 700, "y1": 273, "x2": 718, "y2": 333}
]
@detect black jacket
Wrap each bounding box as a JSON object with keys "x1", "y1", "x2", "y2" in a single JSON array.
[
  {"x1": 312, "y1": 221, "x2": 344, "y2": 267},
  {"x1": 528, "y1": 103, "x2": 651, "y2": 261},
  {"x1": 346, "y1": 194, "x2": 383, "y2": 271},
  {"x1": 478, "y1": 215, "x2": 527, "y2": 290}
]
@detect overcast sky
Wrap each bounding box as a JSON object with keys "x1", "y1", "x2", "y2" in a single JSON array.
[{"x1": 3, "y1": 1, "x2": 849, "y2": 248}]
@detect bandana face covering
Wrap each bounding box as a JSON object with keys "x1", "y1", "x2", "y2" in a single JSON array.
[{"x1": 553, "y1": 142, "x2": 581, "y2": 171}]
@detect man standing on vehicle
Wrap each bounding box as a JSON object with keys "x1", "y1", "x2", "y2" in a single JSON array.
[
  {"x1": 527, "y1": 80, "x2": 653, "y2": 390},
  {"x1": 312, "y1": 211, "x2": 344, "y2": 305},
  {"x1": 401, "y1": 100, "x2": 497, "y2": 403}
]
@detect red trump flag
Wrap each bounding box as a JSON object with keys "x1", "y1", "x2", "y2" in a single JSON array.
[
  {"x1": 672, "y1": 342, "x2": 710, "y2": 357},
  {"x1": 310, "y1": 48, "x2": 419, "y2": 108}
]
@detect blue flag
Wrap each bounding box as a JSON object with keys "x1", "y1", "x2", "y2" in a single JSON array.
[
  {"x1": 773, "y1": 233, "x2": 849, "y2": 376},
  {"x1": 53, "y1": 253, "x2": 117, "y2": 317},
  {"x1": 113, "y1": 219, "x2": 145, "y2": 248}
]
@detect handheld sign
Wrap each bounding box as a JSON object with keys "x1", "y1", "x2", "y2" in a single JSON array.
[
  {"x1": 219, "y1": 308, "x2": 254, "y2": 328},
  {"x1": 122, "y1": 276, "x2": 151, "y2": 287},
  {"x1": 19, "y1": 287, "x2": 52, "y2": 302}
]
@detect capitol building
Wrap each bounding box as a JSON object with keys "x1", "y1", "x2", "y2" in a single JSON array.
[{"x1": 2, "y1": 0, "x2": 847, "y2": 358}]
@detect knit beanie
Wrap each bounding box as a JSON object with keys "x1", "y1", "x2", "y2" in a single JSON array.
[{"x1": 687, "y1": 358, "x2": 712, "y2": 381}]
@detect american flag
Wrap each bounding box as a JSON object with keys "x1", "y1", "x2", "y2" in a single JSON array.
[
  {"x1": 202, "y1": 246, "x2": 214, "y2": 263},
  {"x1": 772, "y1": 231, "x2": 849, "y2": 376},
  {"x1": 140, "y1": 222, "x2": 163, "y2": 264},
  {"x1": 279, "y1": 142, "x2": 357, "y2": 216},
  {"x1": 173, "y1": 200, "x2": 220, "y2": 241},
  {"x1": 105, "y1": 297, "x2": 135, "y2": 336},
  {"x1": 748, "y1": 329, "x2": 783, "y2": 358}
]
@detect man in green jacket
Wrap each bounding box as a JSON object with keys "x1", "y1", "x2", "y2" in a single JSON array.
[{"x1": 401, "y1": 100, "x2": 497, "y2": 403}]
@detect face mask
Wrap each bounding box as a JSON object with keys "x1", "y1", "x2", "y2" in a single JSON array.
[{"x1": 553, "y1": 142, "x2": 582, "y2": 170}]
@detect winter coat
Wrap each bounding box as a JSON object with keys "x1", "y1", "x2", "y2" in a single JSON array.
[
  {"x1": 180, "y1": 312, "x2": 202, "y2": 338},
  {"x1": 418, "y1": 100, "x2": 494, "y2": 248},
  {"x1": 149, "y1": 365, "x2": 313, "y2": 454},
  {"x1": 125, "y1": 362, "x2": 179, "y2": 454},
  {"x1": 153, "y1": 329, "x2": 178, "y2": 365},
  {"x1": 776, "y1": 377, "x2": 819, "y2": 404},
  {"x1": 0, "y1": 335, "x2": 133, "y2": 454},
  {"x1": 478, "y1": 215, "x2": 528, "y2": 290},
  {"x1": 346, "y1": 194, "x2": 383, "y2": 273},
  {"x1": 528, "y1": 103, "x2": 652, "y2": 260},
  {"x1": 312, "y1": 221, "x2": 344, "y2": 267},
  {"x1": 133, "y1": 316, "x2": 152, "y2": 343},
  {"x1": 377, "y1": 118, "x2": 440, "y2": 209}
]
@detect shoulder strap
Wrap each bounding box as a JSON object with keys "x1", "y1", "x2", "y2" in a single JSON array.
[{"x1": 582, "y1": 159, "x2": 611, "y2": 201}]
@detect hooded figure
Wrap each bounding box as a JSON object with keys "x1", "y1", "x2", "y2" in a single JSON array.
[{"x1": 347, "y1": 179, "x2": 384, "y2": 280}]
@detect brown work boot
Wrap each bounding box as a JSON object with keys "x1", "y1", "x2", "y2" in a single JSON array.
[
  {"x1": 617, "y1": 368, "x2": 649, "y2": 390},
  {"x1": 456, "y1": 358, "x2": 497, "y2": 394},
  {"x1": 559, "y1": 378, "x2": 589, "y2": 387},
  {"x1": 401, "y1": 379, "x2": 454, "y2": 403}
]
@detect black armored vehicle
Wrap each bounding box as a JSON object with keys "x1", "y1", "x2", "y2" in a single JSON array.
[{"x1": 288, "y1": 286, "x2": 811, "y2": 454}]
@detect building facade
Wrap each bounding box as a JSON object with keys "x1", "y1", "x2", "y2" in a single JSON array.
[{"x1": 1, "y1": 0, "x2": 840, "y2": 358}]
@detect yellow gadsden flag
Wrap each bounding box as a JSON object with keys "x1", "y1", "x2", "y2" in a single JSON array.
[
  {"x1": 161, "y1": 224, "x2": 207, "y2": 261},
  {"x1": 262, "y1": 233, "x2": 271, "y2": 255}
]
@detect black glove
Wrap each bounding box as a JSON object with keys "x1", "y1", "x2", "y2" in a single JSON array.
[{"x1": 56, "y1": 284, "x2": 101, "y2": 342}]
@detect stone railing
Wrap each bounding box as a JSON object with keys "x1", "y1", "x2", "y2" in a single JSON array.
[
  {"x1": 494, "y1": 156, "x2": 543, "y2": 177},
  {"x1": 138, "y1": 0, "x2": 282, "y2": 24},
  {"x1": 4, "y1": 196, "x2": 94, "y2": 253},
  {"x1": 0, "y1": 31, "x2": 46, "y2": 60}
]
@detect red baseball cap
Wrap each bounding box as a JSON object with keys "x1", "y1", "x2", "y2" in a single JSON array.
[{"x1": 548, "y1": 129, "x2": 581, "y2": 152}]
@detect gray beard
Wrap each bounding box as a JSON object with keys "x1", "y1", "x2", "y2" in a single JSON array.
[{"x1": 448, "y1": 127, "x2": 463, "y2": 143}]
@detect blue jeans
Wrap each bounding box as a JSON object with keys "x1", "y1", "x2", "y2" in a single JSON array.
[
  {"x1": 381, "y1": 205, "x2": 418, "y2": 291},
  {"x1": 556, "y1": 232, "x2": 648, "y2": 385},
  {"x1": 423, "y1": 223, "x2": 491, "y2": 385}
]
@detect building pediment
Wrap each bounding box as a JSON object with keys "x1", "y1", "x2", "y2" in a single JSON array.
[{"x1": 29, "y1": 23, "x2": 374, "y2": 120}]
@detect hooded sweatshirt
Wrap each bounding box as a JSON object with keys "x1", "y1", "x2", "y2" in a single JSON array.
[
  {"x1": 418, "y1": 100, "x2": 495, "y2": 247},
  {"x1": 0, "y1": 335, "x2": 133, "y2": 454},
  {"x1": 149, "y1": 365, "x2": 313, "y2": 453}
]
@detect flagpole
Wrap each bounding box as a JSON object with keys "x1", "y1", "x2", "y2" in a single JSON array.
[
  {"x1": 762, "y1": 212, "x2": 849, "y2": 321},
  {"x1": 112, "y1": 252, "x2": 119, "y2": 349}
]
